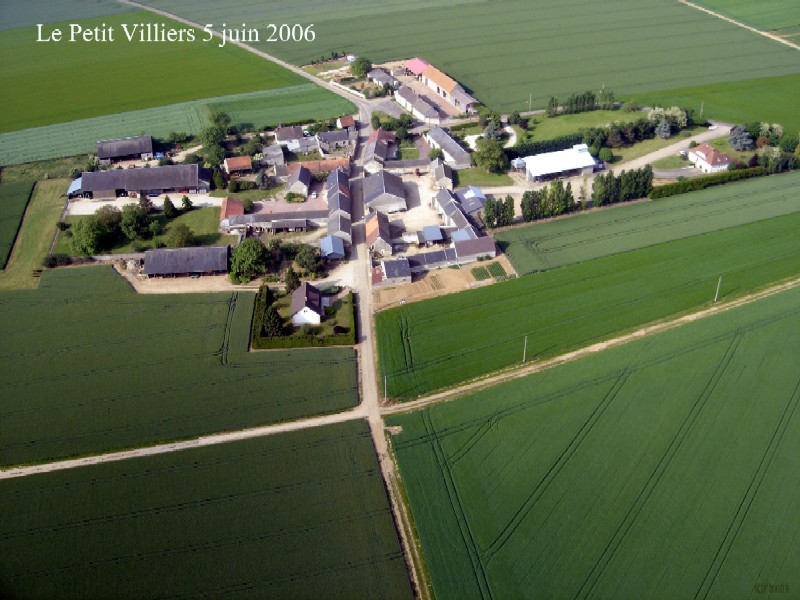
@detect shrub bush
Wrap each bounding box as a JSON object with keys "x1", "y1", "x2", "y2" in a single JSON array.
[{"x1": 649, "y1": 167, "x2": 767, "y2": 199}]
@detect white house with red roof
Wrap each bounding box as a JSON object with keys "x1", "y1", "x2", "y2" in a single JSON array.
[{"x1": 688, "y1": 144, "x2": 732, "y2": 173}]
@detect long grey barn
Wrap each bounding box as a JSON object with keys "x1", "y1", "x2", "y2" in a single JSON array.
[
  {"x1": 80, "y1": 165, "x2": 209, "y2": 199},
  {"x1": 143, "y1": 246, "x2": 229, "y2": 277},
  {"x1": 97, "y1": 135, "x2": 153, "y2": 163}
]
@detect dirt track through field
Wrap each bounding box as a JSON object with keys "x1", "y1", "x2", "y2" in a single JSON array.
[{"x1": 679, "y1": 0, "x2": 800, "y2": 51}]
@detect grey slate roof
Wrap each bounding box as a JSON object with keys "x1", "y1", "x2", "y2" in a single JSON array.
[
  {"x1": 320, "y1": 235, "x2": 345, "y2": 258},
  {"x1": 326, "y1": 169, "x2": 350, "y2": 192},
  {"x1": 328, "y1": 214, "x2": 352, "y2": 237},
  {"x1": 396, "y1": 86, "x2": 439, "y2": 119},
  {"x1": 383, "y1": 258, "x2": 411, "y2": 279},
  {"x1": 432, "y1": 159, "x2": 453, "y2": 185},
  {"x1": 454, "y1": 236, "x2": 496, "y2": 259},
  {"x1": 97, "y1": 135, "x2": 153, "y2": 159},
  {"x1": 425, "y1": 127, "x2": 471, "y2": 165},
  {"x1": 364, "y1": 128, "x2": 396, "y2": 166},
  {"x1": 275, "y1": 125, "x2": 304, "y2": 142},
  {"x1": 454, "y1": 186, "x2": 487, "y2": 215},
  {"x1": 291, "y1": 282, "x2": 323, "y2": 317},
  {"x1": 327, "y1": 191, "x2": 352, "y2": 216},
  {"x1": 81, "y1": 164, "x2": 202, "y2": 192},
  {"x1": 422, "y1": 225, "x2": 444, "y2": 242},
  {"x1": 287, "y1": 166, "x2": 312, "y2": 191},
  {"x1": 226, "y1": 210, "x2": 328, "y2": 226},
  {"x1": 368, "y1": 68, "x2": 400, "y2": 88},
  {"x1": 408, "y1": 248, "x2": 457, "y2": 271},
  {"x1": 363, "y1": 170, "x2": 406, "y2": 206},
  {"x1": 263, "y1": 144, "x2": 285, "y2": 165},
  {"x1": 143, "y1": 246, "x2": 228, "y2": 276}
]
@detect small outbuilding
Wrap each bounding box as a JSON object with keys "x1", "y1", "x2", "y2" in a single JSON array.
[
  {"x1": 97, "y1": 135, "x2": 153, "y2": 164},
  {"x1": 320, "y1": 235, "x2": 346, "y2": 260},
  {"x1": 223, "y1": 156, "x2": 252, "y2": 176}
]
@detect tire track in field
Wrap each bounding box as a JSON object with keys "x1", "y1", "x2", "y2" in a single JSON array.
[
  {"x1": 574, "y1": 333, "x2": 743, "y2": 600},
  {"x1": 482, "y1": 366, "x2": 633, "y2": 563},
  {"x1": 423, "y1": 412, "x2": 493, "y2": 599},
  {"x1": 694, "y1": 374, "x2": 800, "y2": 600},
  {"x1": 217, "y1": 292, "x2": 237, "y2": 366}
]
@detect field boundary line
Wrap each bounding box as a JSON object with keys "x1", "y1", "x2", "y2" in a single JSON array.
[
  {"x1": 0, "y1": 407, "x2": 366, "y2": 479},
  {"x1": 679, "y1": 0, "x2": 800, "y2": 51},
  {"x1": 382, "y1": 275, "x2": 800, "y2": 416}
]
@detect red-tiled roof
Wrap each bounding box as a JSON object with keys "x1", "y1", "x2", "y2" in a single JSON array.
[
  {"x1": 224, "y1": 156, "x2": 252, "y2": 171},
  {"x1": 338, "y1": 115, "x2": 355, "y2": 128},
  {"x1": 692, "y1": 143, "x2": 731, "y2": 166},
  {"x1": 220, "y1": 197, "x2": 245, "y2": 220}
]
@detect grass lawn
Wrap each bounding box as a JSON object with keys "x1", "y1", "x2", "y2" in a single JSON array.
[
  {"x1": 611, "y1": 128, "x2": 703, "y2": 164},
  {"x1": 0, "y1": 155, "x2": 87, "y2": 183},
  {"x1": 377, "y1": 209, "x2": 800, "y2": 398},
  {"x1": 0, "y1": 180, "x2": 66, "y2": 291},
  {"x1": 454, "y1": 168, "x2": 513, "y2": 187},
  {"x1": 0, "y1": 11, "x2": 309, "y2": 133},
  {"x1": 1, "y1": 421, "x2": 413, "y2": 598},
  {"x1": 708, "y1": 136, "x2": 756, "y2": 165},
  {"x1": 651, "y1": 154, "x2": 692, "y2": 169},
  {"x1": 274, "y1": 290, "x2": 355, "y2": 338},
  {"x1": 209, "y1": 186, "x2": 283, "y2": 201},
  {"x1": 0, "y1": 266, "x2": 359, "y2": 465},
  {"x1": 388, "y1": 283, "x2": 800, "y2": 598},
  {"x1": 526, "y1": 111, "x2": 642, "y2": 140},
  {"x1": 54, "y1": 206, "x2": 236, "y2": 255},
  {"x1": 398, "y1": 141, "x2": 419, "y2": 160}
]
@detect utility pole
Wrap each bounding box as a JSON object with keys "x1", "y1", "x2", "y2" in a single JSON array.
[
  {"x1": 528, "y1": 92, "x2": 532, "y2": 113},
  {"x1": 523, "y1": 335, "x2": 528, "y2": 363},
  {"x1": 714, "y1": 276, "x2": 722, "y2": 303}
]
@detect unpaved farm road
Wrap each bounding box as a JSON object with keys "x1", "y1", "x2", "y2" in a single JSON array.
[
  {"x1": 4, "y1": 275, "x2": 800, "y2": 480},
  {"x1": 680, "y1": 0, "x2": 800, "y2": 51}
]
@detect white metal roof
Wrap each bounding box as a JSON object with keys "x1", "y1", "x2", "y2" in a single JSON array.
[{"x1": 523, "y1": 144, "x2": 595, "y2": 178}]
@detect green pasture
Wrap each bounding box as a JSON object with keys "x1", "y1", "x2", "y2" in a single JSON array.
[
  {"x1": 0, "y1": 0, "x2": 133, "y2": 31},
  {"x1": 0, "y1": 11, "x2": 310, "y2": 133},
  {"x1": 0, "y1": 421, "x2": 413, "y2": 599},
  {"x1": 142, "y1": 0, "x2": 800, "y2": 112},
  {"x1": 691, "y1": 0, "x2": 800, "y2": 32},
  {"x1": 526, "y1": 110, "x2": 642, "y2": 141},
  {"x1": 54, "y1": 206, "x2": 237, "y2": 255},
  {"x1": 377, "y1": 211, "x2": 800, "y2": 399},
  {"x1": 0, "y1": 181, "x2": 35, "y2": 269},
  {"x1": 0, "y1": 267, "x2": 359, "y2": 466},
  {"x1": 496, "y1": 172, "x2": 800, "y2": 275},
  {"x1": 636, "y1": 74, "x2": 800, "y2": 135},
  {"x1": 0, "y1": 85, "x2": 354, "y2": 166},
  {"x1": 388, "y1": 284, "x2": 800, "y2": 598}
]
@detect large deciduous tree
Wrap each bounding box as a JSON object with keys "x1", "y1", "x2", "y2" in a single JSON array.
[
  {"x1": 231, "y1": 238, "x2": 269, "y2": 283},
  {"x1": 474, "y1": 138, "x2": 508, "y2": 174}
]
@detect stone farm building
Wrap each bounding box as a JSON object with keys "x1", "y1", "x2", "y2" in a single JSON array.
[
  {"x1": 365, "y1": 211, "x2": 393, "y2": 256},
  {"x1": 431, "y1": 158, "x2": 453, "y2": 190},
  {"x1": 97, "y1": 135, "x2": 153, "y2": 164},
  {"x1": 688, "y1": 143, "x2": 732, "y2": 173},
  {"x1": 367, "y1": 68, "x2": 400, "y2": 89},
  {"x1": 363, "y1": 128, "x2": 397, "y2": 173},
  {"x1": 417, "y1": 63, "x2": 477, "y2": 113},
  {"x1": 363, "y1": 170, "x2": 407, "y2": 213},
  {"x1": 77, "y1": 164, "x2": 209, "y2": 199},
  {"x1": 523, "y1": 144, "x2": 597, "y2": 182},
  {"x1": 143, "y1": 246, "x2": 229, "y2": 277},
  {"x1": 286, "y1": 165, "x2": 312, "y2": 196},
  {"x1": 395, "y1": 86, "x2": 440, "y2": 125},
  {"x1": 424, "y1": 127, "x2": 472, "y2": 169},
  {"x1": 223, "y1": 156, "x2": 252, "y2": 176},
  {"x1": 291, "y1": 282, "x2": 324, "y2": 326},
  {"x1": 372, "y1": 257, "x2": 412, "y2": 287}
]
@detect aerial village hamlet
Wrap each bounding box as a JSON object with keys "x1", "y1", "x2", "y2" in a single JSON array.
[{"x1": 3, "y1": 2, "x2": 800, "y2": 597}]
